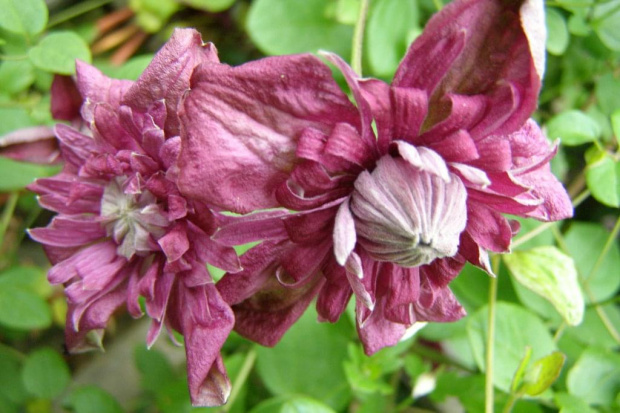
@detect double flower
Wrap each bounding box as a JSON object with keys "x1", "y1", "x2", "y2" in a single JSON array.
[{"x1": 28, "y1": 0, "x2": 572, "y2": 406}]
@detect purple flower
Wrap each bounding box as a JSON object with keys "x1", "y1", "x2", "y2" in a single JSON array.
[
  {"x1": 28, "y1": 29, "x2": 241, "y2": 406},
  {"x1": 178, "y1": 0, "x2": 572, "y2": 354}
]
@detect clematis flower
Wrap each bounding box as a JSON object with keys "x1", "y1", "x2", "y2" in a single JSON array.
[
  {"x1": 178, "y1": 0, "x2": 572, "y2": 355},
  {"x1": 28, "y1": 29, "x2": 241, "y2": 406}
]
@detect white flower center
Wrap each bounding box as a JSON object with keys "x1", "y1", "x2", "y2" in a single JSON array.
[
  {"x1": 350, "y1": 154, "x2": 467, "y2": 267},
  {"x1": 100, "y1": 177, "x2": 169, "y2": 259}
]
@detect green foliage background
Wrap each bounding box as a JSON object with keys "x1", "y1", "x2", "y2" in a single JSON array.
[{"x1": 0, "y1": 0, "x2": 619, "y2": 412}]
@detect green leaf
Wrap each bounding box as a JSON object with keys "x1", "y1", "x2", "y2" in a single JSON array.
[
  {"x1": 546, "y1": 8, "x2": 569, "y2": 55},
  {"x1": 564, "y1": 222, "x2": 620, "y2": 302},
  {"x1": 180, "y1": 0, "x2": 235, "y2": 12},
  {"x1": 595, "y1": 73, "x2": 620, "y2": 115},
  {"x1": 611, "y1": 109, "x2": 620, "y2": 145},
  {"x1": 0, "y1": 157, "x2": 61, "y2": 191},
  {"x1": 466, "y1": 302, "x2": 556, "y2": 393},
  {"x1": 520, "y1": 352, "x2": 566, "y2": 396},
  {"x1": 566, "y1": 347, "x2": 620, "y2": 406},
  {"x1": 554, "y1": 393, "x2": 597, "y2": 413},
  {"x1": 28, "y1": 31, "x2": 92, "y2": 75},
  {"x1": 545, "y1": 110, "x2": 601, "y2": 145},
  {"x1": 584, "y1": 145, "x2": 620, "y2": 207},
  {"x1": 366, "y1": 0, "x2": 419, "y2": 77},
  {"x1": 0, "y1": 266, "x2": 52, "y2": 298},
  {"x1": 0, "y1": 60, "x2": 35, "y2": 94},
  {"x1": 430, "y1": 373, "x2": 486, "y2": 413},
  {"x1": 134, "y1": 346, "x2": 175, "y2": 393},
  {"x1": 0, "y1": 349, "x2": 28, "y2": 405},
  {"x1": 0, "y1": 286, "x2": 51, "y2": 330},
  {"x1": 328, "y1": 0, "x2": 360, "y2": 25},
  {"x1": 592, "y1": 0, "x2": 620, "y2": 51},
  {"x1": 255, "y1": 307, "x2": 352, "y2": 411},
  {"x1": 344, "y1": 343, "x2": 397, "y2": 395},
  {"x1": 503, "y1": 246, "x2": 584, "y2": 326},
  {"x1": 22, "y1": 348, "x2": 70, "y2": 399},
  {"x1": 130, "y1": 0, "x2": 179, "y2": 33},
  {"x1": 246, "y1": 0, "x2": 353, "y2": 57},
  {"x1": 250, "y1": 395, "x2": 336, "y2": 413},
  {"x1": 63, "y1": 386, "x2": 123, "y2": 413},
  {"x1": 0, "y1": 105, "x2": 34, "y2": 135},
  {"x1": 0, "y1": 0, "x2": 48, "y2": 36},
  {"x1": 565, "y1": 304, "x2": 620, "y2": 350}
]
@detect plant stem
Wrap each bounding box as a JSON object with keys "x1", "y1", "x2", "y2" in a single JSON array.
[
  {"x1": 0, "y1": 192, "x2": 19, "y2": 249},
  {"x1": 351, "y1": 0, "x2": 370, "y2": 76},
  {"x1": 485, "y1": 255, "x2": 500, "y2": 413},
  {"x1": 432, "y1": 0, "x2": 444, "y2": 11},
  {"x1": 552, "y1": 224, "x2": 620, "y2": 344},
  {"x1": 221, "y1": 347, "x2": 257, "y2": 413},
  {"x1": 583, "y1": 214, "x2": 620, "y2": 285},
  {"x1": 502, "y1": 392, "x2": 519, "y2": 413}
]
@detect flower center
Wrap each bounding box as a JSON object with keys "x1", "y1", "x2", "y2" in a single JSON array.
[
  {"x1": 350, "y1": 154, "x2": 467, "y2": 267},
  {"x1": 100, "y1": 177, "x2": 169, "y2": 259}
]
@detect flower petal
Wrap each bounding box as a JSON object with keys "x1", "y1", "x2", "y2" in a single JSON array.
[
  {"x1": 178, "y1": 54, "x2": 358, "y2": 213},
  {"x1": 394, "y1": 0, "x2": 543, "y2": 135},
  {"x1": 123, "y1": 28, "x2": 220, "y2": 137}
]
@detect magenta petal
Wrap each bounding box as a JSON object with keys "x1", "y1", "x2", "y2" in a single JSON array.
[
  {"x1": 28, "y1": 216, "x2": 105, "y2": 247},
  {"x1": 394, "y1": 0, "x2": 543, "y2": 135},
  {"x1": 316, "y1": 258, "x2": 352, "y2": 322},
  {"x1": 51, "y1": 75, "x2": 82, "y2": 121},
  {"x1": 75, "y1": 61, "x2": 133, "y2": 114},
  {"x1": 158, "y1": 223, "x2": 190, "y2": 263},
  {"x1": 466, "y1": 202, "x2": 513, "y2": 253},
  {"x1": 213, "y1": 210, "x2": 289, "y2": 245},
  {"x1": 0, "y1": 126, "x2": 59, "y2": 164},
  {"x1": 64, "y1": 287, "x2": 126, "y2": 353},
  {"x1": 170, "y1": 283, "x2": 233, "y2": 406},
  {"x1": 123, "y1": 28, "x2": 220, "y2": 137},
  {"x1": 178, "y1": 53, "x2": 358, "y2": 213},
  {"x1": 333, "y1": 198, "x2": 356, "y2": 265},
  {"x1": 357, "y1": 294, "x2": 408, "y2": 355},
  {"x1": 507, "y1": 120, "x2": 573, "y2": 220}
]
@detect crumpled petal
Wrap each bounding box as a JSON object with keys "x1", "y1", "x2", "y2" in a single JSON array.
[
  {"x1": 394, "y1": 0, "x2": 544, "y2": 135},
  {"x1": 178, "y1": 53, "x2": 359, "y2": 213},
  {"x1": 123, "y1": 28, "x2": 220, "y2": 137}
]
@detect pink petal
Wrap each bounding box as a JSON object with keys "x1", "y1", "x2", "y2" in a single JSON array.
[
  {"x1": 51, "y1": 75, "x2": 82, "y2": 121},
  {"x1": 123, "y1": 28, "x2": 220, "y2": 137},
  {"x1": 178, "y1": 53, "x2": 358, "y2": 213},
  {"x1": 394, "y1": 0, "x2": 543, "y2": 135}
]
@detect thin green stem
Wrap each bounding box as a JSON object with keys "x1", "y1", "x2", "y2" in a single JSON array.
[
  {"x1": 583, "y1": 214, "x2": 620, "y2": 285},
  {"x1": 551, "y1": 224, "x2": 620, "y2": 344},
  {"x1": 221, "y1": 347, "x2": 257, "y2": 413},
  {"x1": 47, "y1": 0, "x2": 114, "y2": 29},
  {"x1": 511, "y1": 189, "x2": 590, "y2": 250},
  {"x1": 511, "y1": 222, "x2": 555, "y2": 249},
  {"x1": 0, "y1": 192, "x2": 19, "y2": 249},
  {"x1": 502, "y1": 392, "x2": 519, "y2": 413},
  {"x1": 351, "y1": 0, "x2": 370, "y2": 76},
  {"x1": 15, "y1": 204, "x2": 42, "y2": 246},
  {"x1": 485, "y1": 255, "x2": 500, "y2": 413},
  {"x1": 553, "y1": 322, "x2": 566, "y2": 343},
  {"x1": 571, "y1": 189, "x2": 591, "y2": 208}
]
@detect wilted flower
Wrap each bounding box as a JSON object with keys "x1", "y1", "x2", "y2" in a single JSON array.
[
  {"x1": 28, "y1": 29, "x2": 241, "y2": 406},
  {"x1": 178, "y1": 0, "x2": 572, "y2": 354}
]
